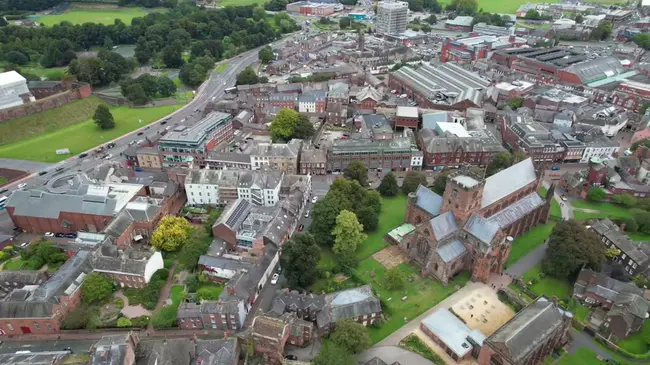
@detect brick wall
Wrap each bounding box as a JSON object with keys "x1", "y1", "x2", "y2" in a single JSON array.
[{"x1": 0, "y1": 83, "x2": 92, "y2": 123}]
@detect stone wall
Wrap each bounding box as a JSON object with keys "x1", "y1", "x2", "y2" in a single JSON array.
[{"x1": 0, "y1": 83, "x2": 92, "y2": 123}]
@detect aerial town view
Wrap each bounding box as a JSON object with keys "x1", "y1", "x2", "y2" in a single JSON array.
[{"x1": 2, "y1": 0, "x2": 650, "y2": 364}]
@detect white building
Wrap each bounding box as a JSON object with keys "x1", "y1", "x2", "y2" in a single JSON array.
[
  {"x1": 579, "y1": 137, "x2": 620, "y2": 163},
  {"x1": 185, "y1": 168, "x2": 283, "y2": 207},
  {"x1": 375, "y1": 1, "x2": 409, "y2": 35},
  {"x1": 185, "y1": 169, "x2": 225, "y2": 206},
  {"x1": 237, "y1": 170, "x2": 282, "y2": 207},
  {"x1": 411, "y1": 151, "x2": 423, "y2": 168},
  {"x1": 0, "y1": 71, "x2": 31, "y2": 111}
]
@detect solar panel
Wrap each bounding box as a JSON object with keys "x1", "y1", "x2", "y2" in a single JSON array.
[{"x1": 225, "y1": 200, "x2": 251, "y2": 228}]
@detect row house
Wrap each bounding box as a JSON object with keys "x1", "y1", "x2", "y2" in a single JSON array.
[
  {"x1": 298, "y1": 91, "x2": 328, "y2": 113},
  {"x1": 327, "y1": 137, "x2": 422, "y2": 173},
  {"x1": 573, "y1": 268, "x2": 645, "y2": 309},
  {"x1": 418, "y1": 128, "x2": 505, "y2": 168},
  {"x1": 300, "y1": 146, "x2": 327, "y2": 175},
  {"x1": 89, "y1": 242, "x2": 164, "y2": 289},
  {"x1": 588, "y1": 219, "x2": 650, "y2": 277},
  {"x1": 266, "y1": 93, "x2": 299, "y2": 110},
  {"x1": 177, "y1": 299, "x2": 245, "y2": 331}
]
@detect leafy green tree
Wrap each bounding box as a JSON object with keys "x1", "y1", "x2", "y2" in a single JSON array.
[
  {"x1": 0, "y1": 17, "x2": 7, "y2": 27},
  {"x1": 587, "y1": 187, "x2": 606, "y2": 201},
  {"x1": 204, "y1": 209, "x2": 222, "y2": 236},
  {"x1": 385, "y1": 266, "x2": 406, "y2": 290},
  {"x1": 270, "y1": 109, "x2": 299, "y2": 141},
  {"x1": 310, "y1": 192, "x2": 352, "y2": 246},
  {"x1": 280, "y1": 232, "x2": 321, "y2": 289},
  {"x1": 431, "y1": 171, "x2": 448, "y2": 195},
  {"x1": 196, "y1": 286, "x2": 221, "y2": 300},
  {"x1": 332, "y1": 210, "x2": 367, "y2": 255},
  {"x1": 507, "y1": 97, "x2": 523, "y2": 110},
  {"x1": 356, "y1": 206, "x2": 379, "y2": 232},
  {"x1": 103, "y1": 36, "x2": 114, "y2": 50},
  {"x1": 179, "y1": 230, "x2": 212, "y2": 270},
  {"x1": 612, "y1": 194, "x2": 637, "y2": 208},
  {"x1": 236, "y1": 66, "x2": 260, "y2": 85},
  {"x1": 117, "y1": 317, "x2": 132, "y2": 327},
  {"x1": 156, "y1": 76, "x2": 177, "y2": 97},
  {"x1": 135, "y1": 37, "x2": 152, "y2": 64},
  {"x1": 313, "y1": 342, "x2": 354, "y2": 365},
  {"x1": 6, "y1": 51, "x2": 28, "y2": 65},
  {"x1": 93, "y1": 104, "x2": 115, "y2": 130},
  {"x1": 161, "y1": 43, "x2": 184, "y2": 68},
  {"x1": 632, "y1": 209, "x2": 650, "y2": 233},
  {"x1": 425, "y1": 14, "x2": 437, "y2": 24},
  {"x1": 401, "y1": 171, "x2": 427, "y2": 194},
  {"x1": 330, "y1": 320, "x2": 372, "y2": 354},
  {"x1": 151, "y1": 216, "x2": 192, "y2": 251},
  {"x1": 633, "y1": 33, "x2": 650, "y2": 50},
  {"x1": 40, "y1": 42, "x2": 63, "y2": 68},
  {"x1": 124, "y1": 83, "x2": 149, "y2": 105},
  {"x1": 541, "y1": 220, "x2": 606, "y2": 280},
  {"x1": 378, "y1": 172, "x2": 399, "y2": 197},
  {"x1": 293, "y1": 114, "x2": 315, "y2": 140},
  {"x1": 81, "y1": 273, "x2": 114, "y2": 304},
  {"x1": 259, "y1": 45, "x2": 274, "y2": 64},
  {"x1": 621, "y1": 216, "x2": 638, "y2": 232},
  {"x1": 339, "y1": 17, "x2": 352, "y2": 28},
  {"x1": 344, "y1": 160, "x2": 368, "y2": 187},
  {"x1": 575, "y1": 14, "x2": 584, "y2": 24},
  {"x1": 186, "y1": 275, "x2": 200, "y2": 292}
]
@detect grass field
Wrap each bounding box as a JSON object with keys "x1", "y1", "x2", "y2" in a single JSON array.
[
  {"x1": 617, "y1": 321, "x2": 650, "y2": 355},
  {"x1": 436, "y1": 0, "x2": 559, "y2": 13},
  {"x1": 557, "y1": 347, "x2": 636, "y2": 365},
  {"x1": 0, "y1": 101, "x2": 179, "y2": 162},
  {"x1": 0, "y1": 96, "x2": 105, "y2": 147},
  {"x1": 539, "y1": 186, "x2": 562, "y2": 220},
  {"x1": 216, "y1": 0, "x2": 266, "y2": 6},
  {"x1": 2, "y1": 258, "x2": 29, "y2": 270},
  {"x1": 38, "y1": 7, "x2": 152, "y2": 27},
  {"x1": 505, "y1": 223, "x2": 554, "y2": 268},
  {"x1": 356, "y1": 195, "x2": 408, "y2": 260},
  {"x1": 522, "y1": 265, "x2": 572, "y2": 300},
  {"x1": 571, "y1": 200, "x2": 632, "y2": 221}
]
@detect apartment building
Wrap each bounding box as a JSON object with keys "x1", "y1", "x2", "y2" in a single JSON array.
[
  {"x1": 251, "y1": 140, "x2": 301, "y2": 174},
  {"x1": 375, "y1": 1, "x2": 408, "y2": 35}
]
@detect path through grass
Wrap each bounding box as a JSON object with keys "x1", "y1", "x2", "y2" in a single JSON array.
[{"x1": 505, "y1": 223, "x2": 554, "y2": 268}]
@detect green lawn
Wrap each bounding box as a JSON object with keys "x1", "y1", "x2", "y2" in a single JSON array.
[
  {"x1": 2, "y1": 258, "x2": 29, "y2": 270},
  {"x1": 355, "y1": 258, "x2": 470, "y2": 343},
  {"x1": 0, "y1": 103, "x2": 179, "y2": 162},
  {"x1": 356, "y1": 194, "x2": 408, "y2": 260},
  {"x1": 522, "y1": 265, "x2": 572, "y2": 300},
  {"x1": 38, "y1": 8, "x2": 151, "y2": 26},
  {"x1": 0, "y1": 176, "x2": 7, "y2": 185},
  {"x1": 617, "y1": 321, "x2": 650, "y2": 355},
  {"x1": 197, "y1": 284, "x2": 224, "y2": 299},
  {"x1": 539, "y1": 187, "x2": 562, "y2": 220},
  {"x1": 626, "y1": 231, "x2": 650, "y2": 243},
  {"x1": 557, "y1": 347, "x2": 636, "y2": 365},
  {"x1": 505, "y1": 223, "x2": 555, "y2": 268},
  {"x1": 216, "y1": 0, "x2": 266, "y2": 6},
  {"x1": 0, "y1": 96, "x2": 106, "y2": 146},
  {"x1": 170, "y1": 285, "x2": 185, "y2": 306},
  {"x1": 216, "y1": 63, "x2": 229, "y2": 73},
  {"x1": 573, "y1": 303, "x2": 591, "y2": 323},
  {"x1": 571, "y1": 200, "x2": 632, "y2": 221},
  {"x1": 437, "y1": 0, "x2": 559, "y2": 13}
]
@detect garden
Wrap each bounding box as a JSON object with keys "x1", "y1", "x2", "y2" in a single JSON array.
[
  {"x1": 355, "y1": 194, "x2": 407, "y2": 260},
  {"x1": 539, "y1": 186, "x2": 562, "y2": 220},
  {"x1": 0, "y1": 240, "x2": 67, "y2": 274}
]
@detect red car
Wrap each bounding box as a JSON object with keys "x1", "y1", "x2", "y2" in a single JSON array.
[{"x1": 298, "y1": 224, "x2": 304, "y2": 231}]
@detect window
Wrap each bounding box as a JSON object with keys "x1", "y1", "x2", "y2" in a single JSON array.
[
  {"x1": 7, "y1": 323, "x2": 13, "y2": 331},
  {"x1": 34, "y1": 322, "x2": 40, "y2": 329}
]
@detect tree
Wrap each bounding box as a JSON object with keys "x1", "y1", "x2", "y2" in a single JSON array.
[
  {"x1": 103, "y1": 36, "x2": 114, "y2": 50},
  {"x1": 356, "y1": 206, "x2": 379, "y2": 232},
  {"x1": 135, "y1": 37, "x2": 152, "y2": 64},
  {"x1": 541, "y1": 220, "x2": 606, "y2": 280},
  {"x1": 633, "y1": 33, "x2": 650, "y2": 50},
  {"x1": 330, "y1": 320, "x2": 372, "y2": 354},
  {"x1": 385, "y1": 266, "x2": 406, "y2": 290},
  {"x1": 6, "y1": 51, "x2": 28, "y2": 65},
  {"x1": 280, "y1": 232, "x2": 321, "y2": 289},
  {"x1": 156, "y1": 76, "x2": 177, "y2": 97},
  {"x1": 621, "y1": 216, "x2": 638, "y2": 232},
  {"x1": 344, "y1": 160, "x2": 368, "y2": 187},
  {"x1": 310, "y1": 192, "x2": 351, "y2": 246},
  {"x1": 0, "y1": 17, "x2": 7, "y2": 27},
  {"x1": 612, "y1": 194, "x2": 637, "y2": 208},
  {"x1": 401, "y1": 171, "x2": 427, "y2": 194},
  {"x1": 313, "y1": 342, "x2": 354, "y2": 365},
  {"x1": 507, "y1": 97, "x2": 523, "y2": 110},
  {"x1": 431, "y1": 171, "x2": 448, "y2": 195},
  {"x1": 236, "y1": 66, "x2": 260, "y2": 85},
  {"x1": 124, "y1": 83, "x2": 149, "y2": 105},
  {"x1": 117, "y1": 317, "x2": 132, "y2": 327},
  {"x1": 632, "y1": 209, "x2": 650, "y2": 233},
  {"x1": 293, "y1": 114, "x2": 315, "y2": 140},
  {"x1": 161, "y1": 44, "x2": 184, "y2": 68},
  {"x1": 425, "y1": 15, "x2": 437, "y2": 24},
  {"x1": 179, "y1": 230, "x2": 213, "y2": 270},
  {"x1": 93, "y1": 104, "x2": 115, "y2": 130},
  {"x1": 259, "y1": 45, "x2": 274, "y2": 64},
  {"x1": 40, "y1": 42, "x2": 64, "y2": 68},
  {"x1": 196, "y1": 286, "x2": 221, "y2": 300},
  {"x1": 332, "y1": 210, "x2": 367, "y2": 255},
  {"x1": 81, "y1": 273, "x2": 114, "y2": 304},
  {"x1": 447, "y1": 0, "x2": 478, "y2": 15},
  {"x1": 151, "y1": 216, "x2": 192, "y2": 251},
  {"x1": 339, "y1": 17, "x2": 352, "y2": 29},
  {"x1": 270, "y1": 109, "x2": 299, "y2": 141},
  {"x1": 587, "y1": 187, "x2": 606, "y2": 201},
  {"x1": 633, "y1": 274, "x2": 649, "y2": 289},
  {"x1": 378, "y1": 172, "x2": 399, "y2": 197},
  {"x1": 575, "y1": 14, "x2": 584, "y2": 24},
  {"x1": 605, "y1": 247, "x2": 622, "y2": 259}
]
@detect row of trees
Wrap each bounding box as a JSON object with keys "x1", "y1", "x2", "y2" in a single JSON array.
[
  {"x1": 0, "y1": 0, "x2": 175, "y2": 12},
  {"x1": 120, "y1": 74, "x2": 177, "y2": 105},
  {"x1": 68, "y1": 49, "x2": 134, "y2": 86}
]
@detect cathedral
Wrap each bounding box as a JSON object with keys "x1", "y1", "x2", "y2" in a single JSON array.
[{"x1": 397, "y1": 158, "x2": 554, "y2": 285}]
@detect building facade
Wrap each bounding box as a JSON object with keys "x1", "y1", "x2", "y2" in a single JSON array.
[{"x1": 375, "y1": 1, "x2": 409, "y2": 35}]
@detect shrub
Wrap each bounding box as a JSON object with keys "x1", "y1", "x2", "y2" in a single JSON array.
[
  {"x1": 152, "y1": 306, "x2": 178, "y2": 329},
  {"x1": 117, "y1": 317, "x2": 132, "y2": 328},
  {"x1": 61, "y1": 306, "x2": 93, "y2": 330},
  {"x1": 151, "y1": 268, "x2": 170, "y2": 282},
  {"x1": 130, "y1": 316, "x2": 151, "y2": 328},
  {"x1": 0, "y1": 251, "x2": 8, "y2": 262},
  {"x1": 3, "y1": 245, "x2": 14, "y2": 253},
  {"x1": 186, "y1": 275, "x2": 199, "y2": 293},
  {"x1": 114, "y1": 297, "x2": 124, "y2": 309}
]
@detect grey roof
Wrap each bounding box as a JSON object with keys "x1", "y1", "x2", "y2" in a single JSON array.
[
  {"x1": 0, "y1": 271, "x2": 47, "y2": 287},
  {"x1": 607, "y1": 292, "x2": 650, "y2": 323},
  {"x1": 464, "y1": 214, "x2": 500, "y2": 244},
  {"x1": 488, "y1": 193, "x2": 545, "y2": 229},
  {"x1": 124, "y1": 199, "x2": 160, "y2": 222},
  {"x1": 321, "y1": 285, "x2": 382, "y2": 326},
  {"x1": 419, "y1": 128, "x2": 505, "y2": 155},
  {"x1": 0, "y1": 352, "x2": 71, "y2": 365},
  {"x1": 589, "y1": 219, "x2": 650, "y2": 266},
  {"x1": 436, "y1": 239, "x2": 467, "y2": 263},
  {"x1": 270, "y1": 289, "x2": 325, "y2": 315},
  {"x1": 215, "y1": 199, "x2": 252, "y2": 230},
  {"x1": 6, "y1": 189, "x2": 117, "y2": 219},
  {"x1": 482, "y1": 158, "x2": 537, "y2": 208},
  {"x1": 136, "y1": 339, "x2": 195, "y2": 365},
  {"x1": 574, "y1": 269, "x2": 644, "y2": 301},
  {"x1": 160, "y1": 112, "x2": 232, "y2": 145},
  {"x1": 487, "y1": 298, "x2": 571, "y2": 363},
  {"x1": 177, "y1": 302, "x2": 201, "y2": 319},
  {"x1": 415, "y1": 185, "x2": 443, "y2": 216},
  {"x1": 91, "y1": 334, "x2": 132, "y2": 365},
  {"x1": 195, "y1": 339, "x2": 238, "y2": 365},
  {"x1": 429, "y1": 211, "x2": 459, "y2": 240},
  {"x1": 198, "y1": 255, "x2": 254, "y2": 277},
  {"x1": 90, "y1": 244, "x2": 154, "y2": 277},
  {"x1": 421, "y1": 308, "x2": 482, "y2": 358},
  {"x1": 0, "y1": 251, "x2": 91, "y2": 318},
  {"x1": 446, "y1": 16, "x2": 474, "y2": 27}
]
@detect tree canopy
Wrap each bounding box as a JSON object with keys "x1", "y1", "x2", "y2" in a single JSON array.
[
  {"x1": 541, "y1": 220, "x2": 606, "y2": 280},
  {"x1": 151, "y1": 216, "x2": 192, "y2": 252},
  {"x1": 587, "y1": 187, "x2": 606, "y2": 202},
  {"x1": 312, "y1": 342, "x2": 354, "y2": 365},
  {"x1": 344, "y1": 160, "x2": 368, "y2": 187},
  {"x1": 93, "y1": 105, "x2": 115, "y2": 130},
  {"x1": 280, "y1": 232, "x2": 321, "y2": 289},
  {"x1": 445, "y1": 0, "x2": 478, "y2": 15},
  {"x1": 431, "y1": 170, "x2": 449, "y2": 195},
  {"x1": 269, "y1": 109, "x2": 314, "y2": 142},
  {"x1": 329, "y1": 320, "x2": 372, "y2": 354},
  {"x1": 82, "y1": 272, "x2": 114, "y2": 304},
  {"x1": 258, "y1": 45, "x2": 274, "y2": 64},
  {"x1": 332, "y1": 210, "x2": 367, "y2": 255},
  {"x1": 401, "y1": 171, "x2": 427, "y2": 194},
  {"x1": 486, "y1": 151, "x2": 526, "y2": 177},
  {"x1": 378, "y1": 172, "x2": 399, "y2": 197},
  {"x1": 236, "y1": 66, "x2": 268, "y2": 85}
]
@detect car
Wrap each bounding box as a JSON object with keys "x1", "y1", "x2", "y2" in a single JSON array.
[
  {"x1": 55, "y1": 167, "x2": 65, "y2": 172},
  {"x1": 551, "y1": 166, "x2": 560, "y2": 171},
  {"x1": 137, "y1": 132, "x2": 144, "y2": 136},
  {"x1": 79, "y1": 153, "x2": 88, "y2": 159},
  {"x1": 271, "y1": 273, "x2": 280, "y2": 285},
  {"x1": 298, "y1": 224, "x2": 304, "y2": 231},
  {"x1": 19, "y1": 242, "x2": 29, "y2": 249},
  {"x1": 44, "y1": 232, "x2": 54, "y2": 237},
  {"x1": 103, "y1": 154, "x2": 112, "y2": 160},
  {"x1": 63, "y1": 347, "x2": 73, "y2": 353},
  {"x1": 181, "y1": 118, "x2": 186, "y2": 123},
  {"x1": 38, "y1": 171, "x2": 47, "y2": 176},
  {"x1": 106, "y1": 142, "x2": 116, "y2": 149},
  {"x1": 65, "y1": 233, "x2": 77, "y2": 238},
  {"x1": 304, "y1": 210, "x2": 310, "y2": 218},
  {"x1": 161, "y1": 121, "x2": 167, "y2": 125},
  {"x1": 55, "y1": 233, "x2": 65, "y2": 238},
  {"x1": 312, "y1": 196, "x2": 318, "y2": 204},
  {"x1": 0, "y1": 188, "x2": 8, "y2": 194},
  {"x1": 18, "y1": 183, "x2": 27, "y2": 189},
  {"x1": 276, "y1": 265, "x2": 282, "y2": 274},
  {"x1": 285, "y1": 355, "x2": 298, "y2": 360},
  {"x1": 561, "y1": 196, "x2": 568, "y2": 201}
]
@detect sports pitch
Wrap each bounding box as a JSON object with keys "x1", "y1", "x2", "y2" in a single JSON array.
[{"x1": 38, "y1": 8, "x2": 152, "y2": 26}]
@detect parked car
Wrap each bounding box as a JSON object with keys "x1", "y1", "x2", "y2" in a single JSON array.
[
  {"x1": 44, "y1": 232, "x2": 54, "y2": 237},
  {"x1": 304, "y1": 210, "x2": 310, "y2": 218},
  {"x1": 297, "y1": 224, "x2": 304, "y2": 231},
  {"x1": 161, "y1": 121, "x2": 168, "y2": 125},
  {"x1": 38, "y1": 171, "x2": 47, "y2": 176},
  {"x1": 65, "y1": 233, "x2": 77, "y2": 238},
  {"x1": 276, "y1": 265, "x2": 282, "y2": 274},
  {"x1": 311, "y1": 196, "x2": 318, "y2": 204},
  {"x1": 137, "y1": 132, "x2": 144, "y2": 136},
  {"x1": 285, "y1": 355, "x2": 298, "y2": 360},
  {"x1": 271, "y1": 273, "x2": 280, "y2": 285},
  {"x1": 0, "y1": 188, "x2": 8, "y2": 194},
  {"x1": 19, "y1": 242, "x2": 29, "y2": 249},
  {"x1": 551, "y1": 166, "x2": 561, "y2": 171},
  {"x1": 79, "y1": 153, "x2": 88, "y2": 159},
  {"x1": 18, "y1": 183, "x2": 27, "y2": 189},
  {"x1": 561, "y1": 195, "x2": 568, "y2": 201},
  {"x1": 103, "y1": 154, "x2": 113, "y2": 160},
  {"x1": 55, "y1": 233, "x2": 65, "y2": 238}
]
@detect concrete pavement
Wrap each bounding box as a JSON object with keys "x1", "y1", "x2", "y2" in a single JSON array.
[
  {"x1": 0, "y1": 339, "x2": 96, "y2": 354},
  {"x1": 356, "y1": 346, "x2": 435, "y2": 365},
  {"x1": 0, "y1": 159, "x2": 54, "y2": 173}
]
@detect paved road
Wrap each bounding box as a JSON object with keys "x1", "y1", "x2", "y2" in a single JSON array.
[
  {"x1": 0, "y1": 339, "x2": 96, "y2": 354},
  {"x1": 0, "y1": 159, "x2": 54, "y2": 173}
]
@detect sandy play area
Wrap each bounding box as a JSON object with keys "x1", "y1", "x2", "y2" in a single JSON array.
[{"x1": 450, "y1": 285, "x2": 514, "y2": 336}]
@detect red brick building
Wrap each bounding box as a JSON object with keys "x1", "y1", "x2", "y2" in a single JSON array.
[
  {"x1": 395, "y1": 106, "x2": 419, "y2": 129},
  {"x1": 418, "y1": 128, "x2": 505, "y2": 168},
  {"x1": 245, "y1": 314, "x2": 315, "y2": 364},
  {"x1": 478, "y1": 298, "x2": 572, "y2": 365},
  {"x1": 0, "y1": 250, "x2": 91, "y2": 335},
  {"x1": 355, "y1": 86, "x2": 382, "y2": 110},
  {"x1": 440, "y1": 35, "x2": 527, "y2": 63},
  {"x1": 89, "y1": 243, "x2": 164, "y2": 289},
  {"x1": 399, "y1": 159, "x2": 551, "y2": 284}
]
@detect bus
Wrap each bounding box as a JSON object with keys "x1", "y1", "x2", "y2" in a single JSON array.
[
  {"x1": 0, "y1": 196, "x2": 7, "y2": 208},
  {"x1": 224, "y1": 87, "x2": 237, "y2": 94}
]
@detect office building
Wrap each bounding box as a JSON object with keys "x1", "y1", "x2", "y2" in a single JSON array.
[{"x1": 375, "y1": 1, "x2": 409, "y2": 35}]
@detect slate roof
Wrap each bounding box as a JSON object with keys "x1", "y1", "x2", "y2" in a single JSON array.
[
  {"x1": 270, "y1": 289, "x2": 325, "y2": 315},
  {"x1": 589, "y1": 219, "x2": 650, "y2": 266},
  {"x1": 136, "y1": 339, "x2": 195, "y2": 365},
  {"x1": 429, "y1": 211, "x2": 459, "y2": 240},
  {"x1": 482, "y1": 158, "x2": 537, "y2": 208},
  {"x1": 487, "y1": 298, "x2": 570, "y2": 363},
  {"x1": 356, "y1": 86, "x2": 382, "y2": 102},
  {"x1": 574, "y1": 269, "x2": 643, "y2": 301},
  {"x1": 436, "y1": 239, "x2": 467, "y2": 263},
  {"x1": 414, "y1": 185, "x2": 443, "y2": 216},
  {"x1": 90, "y1": 244, "x2": 155, "y2": 277},
  {"x1": 464, "y1": 214, "x2": 499, "y2": 245},
  {"x1": 421, "y1": 308, "x2": 483, "y2": 358},
  {"x1": 606, "y1": 292, "x2": 650, "y2": 329},
  {"x1": 195, "y1": 338, "x2": 238, "y2": 365},
  {"x1": 6, "y1": 189, "x2": 117, "y2": 219},
  {"x1": 177, "y1": 302, "x2": 201, "y2": 319},
  {"x1": 91, "y1": 334, "x2": 132, "y2": 365},
  {"x1": 488, "y1": 193, "x2": 545, "y2": 230},
  {"x1": 0, "y1": 271, "x2": 47, "y2": 287},
  {"x1": 320, "y1": 285, "x2": 381, "y2": 327}
]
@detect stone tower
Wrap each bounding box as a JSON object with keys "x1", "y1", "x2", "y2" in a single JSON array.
[{"x1": 441, "y1": 165, "x2": 485, "y2": 223}]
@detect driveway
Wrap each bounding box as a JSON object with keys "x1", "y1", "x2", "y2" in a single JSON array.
[
  {"x1": 356, "y1": 346, "x2": 434, "y2": 365},
  {"x1": 285, "y1": 337, "x2": 322, "y2": 362}
]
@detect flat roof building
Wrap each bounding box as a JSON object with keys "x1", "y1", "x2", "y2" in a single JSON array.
[
  {"x1": 375, "y1": 1, "x2": 409, "y2": 35},
  {"x1": 0, "y1": 71, "x2": 30, "y2": 111}
]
